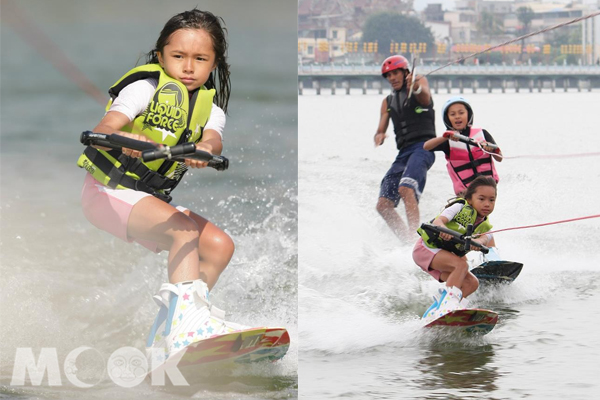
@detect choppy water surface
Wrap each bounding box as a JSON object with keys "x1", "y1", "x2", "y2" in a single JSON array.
[
  {"x1": 1, "y1": 0, "x2": 298, "y2": 398},
  {"x1": 299, "y1": 90, "x2": 600, "y2": 399}
]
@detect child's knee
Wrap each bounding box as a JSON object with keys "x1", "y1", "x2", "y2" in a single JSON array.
[
  {"x1": 210, "y1": 231, "x2": 235, "y2": 259},
  {"x1": 454, "y1": 259, "x2": 469, "y2": 274},
  {"x1": 466, "y1": 274, "x2": 479, "y2": 292},
  {"x1": 220, "y1": 233, "x2": 235, "y2": 256}
]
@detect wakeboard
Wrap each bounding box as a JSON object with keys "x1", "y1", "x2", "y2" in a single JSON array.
[
  {"x1": 151, "y1": 327, "x2": 289, "y2": 378},
  {"x1": 471, "y1": 260, "x2": 523, "y2": 284},
  {"x1": 424, "y1": 309, "x2": 498, "y2": 335}
]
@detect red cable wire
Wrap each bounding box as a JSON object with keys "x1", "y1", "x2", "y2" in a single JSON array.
[
  {"x1": 505, "y1": 152, "x2": 600, "y2": 160},
  {"x1": 486, "y1": 214, "x2": 600, "y2": 235},
  {"x1": 2, "y1": 0, "x2": 107, "y2": 105}
]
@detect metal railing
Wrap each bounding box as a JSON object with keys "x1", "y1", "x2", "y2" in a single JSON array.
[{"x1": 298, "y1": 63, "x2": 600, "y2": 77}]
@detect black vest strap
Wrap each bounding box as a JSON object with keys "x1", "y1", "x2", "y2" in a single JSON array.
[
  {"x1": 452, "y1": 157, "x2": 492, "y2": 173},
  {"x1": 84, "y1": 147, "x2": 176, "y2": 203},
  {"x1": 153, "y1": 92, "x2": 199, "y2": 178},
  {"x1": 460, "y1": 170, "x2": 493, "y2": 185},
  {"x1": 450, "y1": 140, "x2": 494, "y2": 186}
]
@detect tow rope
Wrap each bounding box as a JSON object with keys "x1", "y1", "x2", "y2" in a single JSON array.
[{"x1": 484, "y1": 214, "x2": 600, "y2": 235}]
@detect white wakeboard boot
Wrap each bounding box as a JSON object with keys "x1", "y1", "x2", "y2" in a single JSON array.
[
  {"x1": 146, "y1": 279, "x2": 247, "y2": 362},
  {"x1": 422, "y1": 285, "x2": 463, "y2": 324}
]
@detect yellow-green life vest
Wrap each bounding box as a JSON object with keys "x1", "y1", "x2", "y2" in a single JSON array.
[
  {"x1": 417, "y1": 198, "x2": 493, "y2": 256},
  {"x1": 77, "y1": 64, "x2": 215, "y2": 196}
]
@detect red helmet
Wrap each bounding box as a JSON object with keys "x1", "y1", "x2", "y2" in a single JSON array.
[{"x1": 381, "y1": 55, "x2": 409, "y2": 77}]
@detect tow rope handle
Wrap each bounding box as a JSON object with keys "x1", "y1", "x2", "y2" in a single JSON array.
[
  {"x1": 80, "y1": 131, "x2": 229, "y2": 171},
  {"x1": 443, "y1": 131, "x2": 500, "y2": 155},
  {"x1": 420, "y1": 223, "x2": 489, "y2": 254}
]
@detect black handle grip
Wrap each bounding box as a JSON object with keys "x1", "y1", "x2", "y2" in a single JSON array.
[
  {"x1": 142, "y1": 145, "x2": 229, "y2": 171},
  {"x1": 179, "y1": 149, "x2": 229, "y2": 171},
  {"x1": 189, "y1": 149, "x2": 213, "y2": 162},
  {"x1": 81, "y1": 131, "x2": 158, "y2": 151},
  {"x1": 81, "y1": 131, "x2": 229, "y2": 171},
  {"x1": 107, "y1": 133, "x2": 157, "y2": 151},
  {"x1": 207, "y1": 156, "x2": 229, "y2": 171},
  {"x1": 81, "y1": 131, "x2": 110, "y2": 146},
  {"x1": 171, "y1": 142, "x2": 197, "y2": 157},
  {"x1": 420, "y1": 223, "x2": 489, "y2": 254},
  {"x1": 142, "y1": 143, "x2": 197, "y2": 162}
]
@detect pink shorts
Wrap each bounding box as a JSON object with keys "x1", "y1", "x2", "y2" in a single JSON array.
[
  {"x1": 412, "y1": 238, "x2": 442, "y2": 281},
  {"x1": 80, "y1": 173, "x2": 187, "y2": 252}
]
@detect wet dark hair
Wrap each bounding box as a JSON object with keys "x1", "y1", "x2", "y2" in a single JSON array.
[
  {"x1": 463, "y1": 176, "x2": 497, "y2": 200},
  {"x1": 146, "y1": 8, "x2": 231, "y2": 113}
]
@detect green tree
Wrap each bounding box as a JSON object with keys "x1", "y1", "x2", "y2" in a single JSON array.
[
  {"x1": 362, "y1": 12, "x2": 434, "y2": 58},
  {"x1": 516, "y1": 6, "x2": 535, "y2": 61},
  {"x1": 516, "y1": 6, "x2": 534, "y2": 33}
]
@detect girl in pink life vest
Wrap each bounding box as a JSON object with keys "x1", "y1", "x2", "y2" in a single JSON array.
[{"x1": 424, "y1": 97, "x2": 503, "y2": 196}]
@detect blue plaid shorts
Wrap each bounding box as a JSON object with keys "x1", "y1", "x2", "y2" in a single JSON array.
[{"x1": 379, "y1": 142, "x2": 435, "y2": 206}]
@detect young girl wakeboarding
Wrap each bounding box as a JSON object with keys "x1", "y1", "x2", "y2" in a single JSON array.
[
  {"x1": 413, "y1": 176, "x2": 498, "y2": 323},
  {"x1": 423, "y1": 96, "x2": 502, "y2": 197},
  {"x1": 77, "y1": 9, "x2": 245, "y2": 359}
]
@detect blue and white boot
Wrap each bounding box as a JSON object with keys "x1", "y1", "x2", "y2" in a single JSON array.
[
  {"x1": 422, "y1": 287, "x2": 447, "y2": 322},
  {"x1": 422, "y1": 285, "x2": 463, "y2": 324},
  {"x1": 146, "y1": 279, "x2": 247, "y2": 363}
]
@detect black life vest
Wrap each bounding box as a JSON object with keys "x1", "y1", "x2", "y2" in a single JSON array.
[{"x1": 387, "y1": 88, "x2": 436, "y2": 150}]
